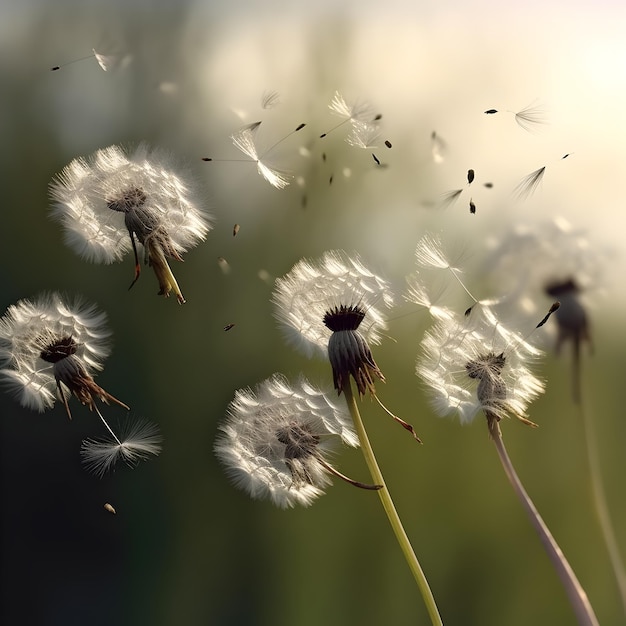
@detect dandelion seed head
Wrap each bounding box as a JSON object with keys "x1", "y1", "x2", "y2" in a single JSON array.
[
  {"x1": 50, "y1": 144, "x2": 212, "y2": 265},
  {"x1": 417, "y1": 308, "x2": 544, "y2": 424},
  {"x1": 486, "y1": 217, "x2": 605, "y2": 315},
  {"x1": 0, "y1": 293, "x2": 111, "y2": 412},
  {"x1": 214, "y1": 374, "x2": 358, "y2": 508},
  {"x1": 272, "y1": 251, "x2": 394, "y2": 359}
]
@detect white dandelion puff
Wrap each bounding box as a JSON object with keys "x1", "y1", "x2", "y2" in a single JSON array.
[
  {"x1": 215, "y1": 374, "x2": 363, "y2": 508},
  {"x1": 417, "y1": 307, "x2": 544, "y2": 425},
  {"x1": 272, "y1": 251, "x2": 393, "y2": 360},
  {"x1": 49, "y1": 144, "x2": 212, "y2": 304},
  {"x1": 0, "y1": 293, "x2": 121, "y2": 414}
]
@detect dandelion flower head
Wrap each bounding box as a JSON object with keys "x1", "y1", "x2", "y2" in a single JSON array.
[
  {"x1": 0, "y1": 293, "x2": 113, "y2": 412},
  {"x1": 485, "y1": 217, "x2": 604, "y2": 308},
  {"x1": 272, "y1": 251, "x2": 393, "y2": 359},
  {"x1": 215, "y1": 374, "x2": 359, "y2": 508},
  {"x1": 417, "y1": 307, "x2": 544, "y2": 425},
  {"x1": 50, "y1": 143, "x2": 212, "y2": 265}
]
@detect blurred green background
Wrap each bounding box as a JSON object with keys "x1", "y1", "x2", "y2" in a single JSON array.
[{"x1": 1, "y1": 1, "x2": 624, "y2": 624}]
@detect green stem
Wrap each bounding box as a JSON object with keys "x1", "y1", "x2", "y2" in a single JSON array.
[
  {"x1": 576, "y1": 399, "x2": 626, "y2": 615},
  {"x1": 343, "y1": 382, "x2": 443, "y2": 626},
  {"x1": 488, "y1": 418, "x2": 599, "y2": 626}
]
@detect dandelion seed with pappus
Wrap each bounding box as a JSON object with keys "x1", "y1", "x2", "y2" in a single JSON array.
[
  {"x1": 214, "y1": 374, "x2": 375, "y2": 509},
  {"x1": 320, "y1": 91, "x2": 381, "y2": 141},
  {"x1": 0, "y1": 293, "x2": 161, "y2": 475},
  {"x1": 50, "y1": 144, "x2": 212, "y2": 304},
  {"x1": 205, "y1": 121, "x2": 305, "y2": 189}
]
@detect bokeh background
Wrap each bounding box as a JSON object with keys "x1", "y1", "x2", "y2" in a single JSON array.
[{"x1": 1, "y1": 0, "x2": 625, "y2": 624}]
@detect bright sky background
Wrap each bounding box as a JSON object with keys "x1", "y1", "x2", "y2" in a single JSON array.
[
  {"x1": 1, "y1": 0, "x2": 624, "y2": 304},
  {"x1": 181, "y1": 0, "x2": 626, "y2": 301}
]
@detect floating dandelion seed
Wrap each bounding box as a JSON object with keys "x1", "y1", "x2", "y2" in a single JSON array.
[
  {"x1": 215, "y1": 374, "x2": 372, "y2": 508},
  {"x1": 50, "y1": 47, "x2": 131, "y2": 72},
  {"x1": 261, "y1": 90, "x2": 280, "y2": 109},
  {"x1": 50, "y1": 144, "x2": 212, "y2": 304},
  {"x1": 346, "y1": 120, "x2": 381, "y2": 149},
  {"x1": 223, "y1": 323, "x2": 235, "y2": 332},
  {"x1": 469, "y1": 199, "x2": 476, "y2": 214},
  {"x1": 104, "y1": 503, "x2": 116, "y2": 514},
  {"x1": 233, "y1": 224, "x2": 240, "y2": 237},
  {"x1": 513, "y1": 101, "x2": 548, "y2": 133},
  {"x1": 413, "y1": 234, "x2": 502, "y2": 315},
  {"x1": 484, "y1": 102, "x2": 547, "y2": 132},
  {"x1": 320, "y1": 91, "x2": 381, "y2": 139},
  {"x1": 81, "y1": 418, "x2": 162, "y2": 478},
  {"x1": 384, "y1": 140, "x2": 392, "y2": 149},
  {"x1": 439, "y1": 188, "x2": 463, "y2": 209},
  {"x1": 372, "y1": 154, "x2": 381, "y2": 165},
  {"x1": 205, "y1": 121, "x2": 305, "y2": 189},
  {"x1": 467, "y1": 169, "x2": 475, "y2": 185},
  {"x1": 513, "y1": 166, "x2": 546, "y2": 200}
]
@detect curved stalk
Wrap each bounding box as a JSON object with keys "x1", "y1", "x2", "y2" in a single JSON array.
[
  {"x1": 487, "y1": 417, "x2": 599, "y2": 626},
  {"x1": 343, "y1": 382, "x2": 443, "y2": 626},
  {"x1": 576, "y1": 399, "x2": 626, "y2": 615}
]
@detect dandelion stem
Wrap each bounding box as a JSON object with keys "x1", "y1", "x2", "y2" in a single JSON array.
[
  {"x1": 343, "y1": 382, "x2": 443, "y2": 626},
  {"x1": 487, "y1": 417, "x2": 599, "y2": 626},
  {"x1": 576, "y1": 398, "x2": 626, "y2": 616}
]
